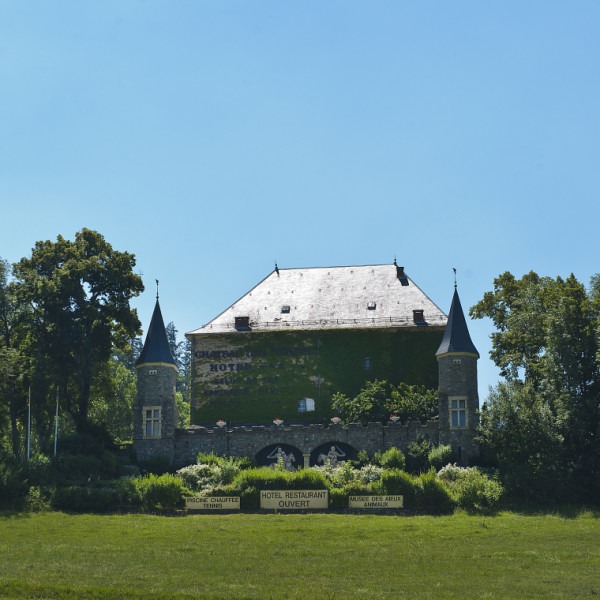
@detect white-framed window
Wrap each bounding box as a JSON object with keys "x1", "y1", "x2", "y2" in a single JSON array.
[
  {"x1": 449, "y1": 396, "x2": 467, "y2": 428},
  {"x1": 298, "y1": 398, "x2": 315, "y2": 413},
  {"x1": 143, "y1": 406, "x2": 161, "y2": 438}
]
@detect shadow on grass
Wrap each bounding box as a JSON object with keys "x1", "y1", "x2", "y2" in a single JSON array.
[
  {"x1": 0, "y1": 580, "x2": 203, "y2": 599},
  {"x1": 499, "y1": 502, "x2": 600, "y2": 519},
  {"x1": 0, "y1": 510, "x2": 34, "y2": 520}
]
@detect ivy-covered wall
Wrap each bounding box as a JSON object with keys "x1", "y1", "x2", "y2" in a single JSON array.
[{"x1": 190, "y1": 326, "x2": 444, "y2": 425}]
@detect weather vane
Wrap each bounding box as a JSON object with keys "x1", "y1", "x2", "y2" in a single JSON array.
[
  {"x1": 155, "y1": 279, "x2": 159, "y2": 300},
  {"x1": 452, "y1": 268, "x2": 457, "y2": 289}
]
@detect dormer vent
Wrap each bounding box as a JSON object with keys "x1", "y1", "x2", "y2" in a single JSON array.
[
  {"x1": 234, "y1": 316, "x2": 251, "y2": 331},
  {"x1": 281, "y1": 305, "x2": 291, "y2": 314},
  {"x1": 367, "y1": 302, "x2": 376, "y2": 310}
]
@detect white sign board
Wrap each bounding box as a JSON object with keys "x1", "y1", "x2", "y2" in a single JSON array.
[
  {"x1": 260, "y1": 490, "x2": 329, "y2": 510},
  {"x1": 349, "y1": 495, "x2": 404, "y2": 509},
  {"x1": 186, "y1": 496, "x2": 240, "y2": 511}
]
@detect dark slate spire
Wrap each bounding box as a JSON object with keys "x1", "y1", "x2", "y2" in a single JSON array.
[
  {"x1": 436, "y1": 288, "x2": 479, "y2": 357},
  {"x1": 136, "y1": 300, "x2": 177, "y2": 366}
]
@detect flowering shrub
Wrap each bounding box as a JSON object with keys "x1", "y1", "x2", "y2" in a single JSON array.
[
  {"x1": 438, "y1": 465, "x2": 503, "y2": 512},
  {"x1": 357, "y1": 464, "x2": 384, "y2": 484},
  {"x1": 176, "y1": 464, "x2": 220, "y2": 491}
]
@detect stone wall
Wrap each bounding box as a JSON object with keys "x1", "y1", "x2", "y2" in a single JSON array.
[{"x1": 170, "y1": 420, "x2": 441, "y2": 467}]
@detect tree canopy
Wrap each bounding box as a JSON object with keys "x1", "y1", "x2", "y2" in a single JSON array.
[
  {"x1": 471, "y1": 271, "x2": 600, "y2": 501},
  {"x1": 12, "y1": 229, "x2": 144, "y2": 432},
  {"x1": 331, "y1": 380, "x2": 437, "y2": 425}
]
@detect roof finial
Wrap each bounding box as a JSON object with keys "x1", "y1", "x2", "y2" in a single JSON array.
[
  {"x1": 452, "y1": 268, "x2": 457, "y2": 290},
  {"x1": 274, "y1": 262, "x2": 279, "y2": 276},
  {"x1": 393, "y1": 256, "x2": 397, "y2": 266},
  {"x1": 155, "y1": 279, "x2": 159, "y2": 300}
]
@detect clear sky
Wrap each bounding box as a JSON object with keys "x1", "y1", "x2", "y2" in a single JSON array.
[{"x1": 1, "y1": 1, "x2": 599, "y2": 402}]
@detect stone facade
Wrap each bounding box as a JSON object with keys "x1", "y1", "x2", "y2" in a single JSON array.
[
  {"x1": 132, "y1": 271, "x2": 481, "y2": 467},
  {"x1": 171, "y1": 420, "x2": 440, "y2": 467},
  {"x1": 133, "y1": 363, "x2": 179, "y2": 463}
]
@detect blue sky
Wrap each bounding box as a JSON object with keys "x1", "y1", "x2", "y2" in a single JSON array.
[{"x1": 1, "y1": 1, "x2": 599, "y2": 401}]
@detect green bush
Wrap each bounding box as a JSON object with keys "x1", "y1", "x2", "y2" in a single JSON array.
[
  {"x1": 377, "y1": 447, "x2": 406, "y2": 470},
  {"x1": 196, "y1": 452, "x2": 254, "y2": 470},
  {"x1": 230, "y1": 467, "x2": 329, "y2": 509},
  {"x1": 0, "y1": 460, "x2": 27, "y2": 507},
  {"x1": 374, "y1": 469, "x2": 417, "y2": 505},
  {"x1": 132, "y1": 473, "x2": 188, "y2": 512},
  {"x1": 438, "y1": 465, "x2": 503, "y2": 513},
  {"x1": 52, "y1": 485, "x2": 121, "y2": 513},
  {"x1": 138, "y1": 454, "x2": 172, "y2": 475},
  {"x1": 24, "y1": 455, "x2": 55, "y2": 486},
  {"x1": 405, "y1": 439, "x2": 433, "y2": 473},
  {"x1": 350, "y1": 450, "x2": 371, "y2": 468},
  {"x1": 25, "y1": 485, "x2": 52, "y2": 512},
  {"x1": 374, "y1": 469, "x2": 455, "y2": 513},
  {"x1": 328, "y1": 481, "x2": 373, "y2": 508},
  {"x1": 328, "y1": 486, "x2": 347, "y2": 509},
  {"x1": 414, "y1": 470, "x2": 455, "y2": 514},
  {"x1": 427, "y1": 444, "x2": 454, "y2": 471}
]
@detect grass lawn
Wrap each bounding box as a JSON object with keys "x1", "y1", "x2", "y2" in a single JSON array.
[{"x1": 0, "y1": 511, "x2": 598, "y2": 599}]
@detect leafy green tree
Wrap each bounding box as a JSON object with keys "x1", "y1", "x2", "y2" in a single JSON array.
[
  {"x1": 332, "y1": 380, "x2": 437, "y2": 425},
  {"x1": 479, "y1": 382, "x2": 567, "y2": 501},
  {"x1": 88, "y1": 358, "x2": 137, "y2": 444},
  {"x1": 166, "y1": 321, "x2": 191, "y2": 405},
  {"x1": 166, "y1": 321, "x2": 191, "y2": 427},
  {"x1": 388, "y1": 382, "x2": 438, "y2": 423},
  {"x1": 471, "y1": 271, "x2": 600, "y2": 500},
  {"x1": 332, "y1": 380, "x2": 391, "y2": 424},
  {"x1": 0, "y1": 258, "x2": 29, "y2": 457},
  {"x1": 12, "y1": 229, "x2": 144, "y2": 432}
]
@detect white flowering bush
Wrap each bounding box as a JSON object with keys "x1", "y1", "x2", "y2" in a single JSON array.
[
  {"x1": 176, "y1": 464, "x2": 221, "y2": 491},
  {"x1": 357, "y1": 464, "x2": 384, "y2": 484},
  {"x1": 437, "y1": 465, "x2": 503, "y2": 512},
  {"x1": 436, "y1": 463, "x2": 465, "y2": 483}
]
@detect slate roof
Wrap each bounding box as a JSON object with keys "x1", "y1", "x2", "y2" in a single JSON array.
[
  {"x1": 188, "y1": 263, "x2": 447, "y2": 335},
  {"x1": 136, "y1": 300, "x2": 177, "y2": 366},
  {"x1": 435, "y1": 288, "x2": 479, "y2": 357}
]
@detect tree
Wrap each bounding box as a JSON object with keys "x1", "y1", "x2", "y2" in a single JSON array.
[
  {"x1": 0, "y1": 258, "x2": 29, "y2": 457},
  {"x1": 12, "y1": 229, "x2": 144, "y2": 432},
  {"x1": 471, "y1": 271, "x2": 600, "y2": 500},
  {"x1": 388, "y1": 382, "x2": 438, "y2": 423},
  {"x1": 332, "y1": 380, "x2": 390, "y2": 424},
  {"x1": 166, "y1": 321, "x2": 191, "y2": 427},
  {"x1": 331, "y1": 380, "x2": 438, "y2": 425},
  {"x1": 478, "y1": 381, "x2": 567, "y2": 501}
]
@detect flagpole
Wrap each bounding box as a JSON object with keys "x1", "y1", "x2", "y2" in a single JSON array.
[
  {"x1": 27, "y1": 386, "x2": 31, "y2": 461},
  {"x1": 54, "y1": 388, "x2": 59, "y2": 458}
]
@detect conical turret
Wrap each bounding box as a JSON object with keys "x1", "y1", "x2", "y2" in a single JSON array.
[
  {"x1": 135, "y1": 300, "x2": 177, "y2": 367},
  {"x1": 133, "y1": 295, "x2": 178, "y2": 463},
  {"x1": 436, "y1": 289, "x2": 479, "y2": 358},
  {"x1": 436, "y1": 285, "x2": 479, "y2": 464}
]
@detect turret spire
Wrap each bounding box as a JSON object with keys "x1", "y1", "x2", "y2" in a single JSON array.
[
  {"x1": 135, "y1": 299, "x2": 177, "y2": 367},
  {"x1": 436, "y1": 287, "x2": 479, "y2": 357}
]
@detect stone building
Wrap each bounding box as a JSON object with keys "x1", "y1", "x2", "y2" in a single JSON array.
[
  {"x1": 133, "y1": 262, "x2": 480, "y2": 466},
  {"x1": 186, "y1": 262, "x2": 447, "y2": 425}
]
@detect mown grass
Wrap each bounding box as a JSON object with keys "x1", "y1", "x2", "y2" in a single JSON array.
[{"x1": 0, "y1": 511, "x2": 599, "y2": 599}]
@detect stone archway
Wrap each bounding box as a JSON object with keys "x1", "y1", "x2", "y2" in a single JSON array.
[
  {"x1": 255, "y1": 443, "x2": 303, "y2": 471},
  {"x1": 310, "y1": 442, "x2": 358, "y2": 467}
]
